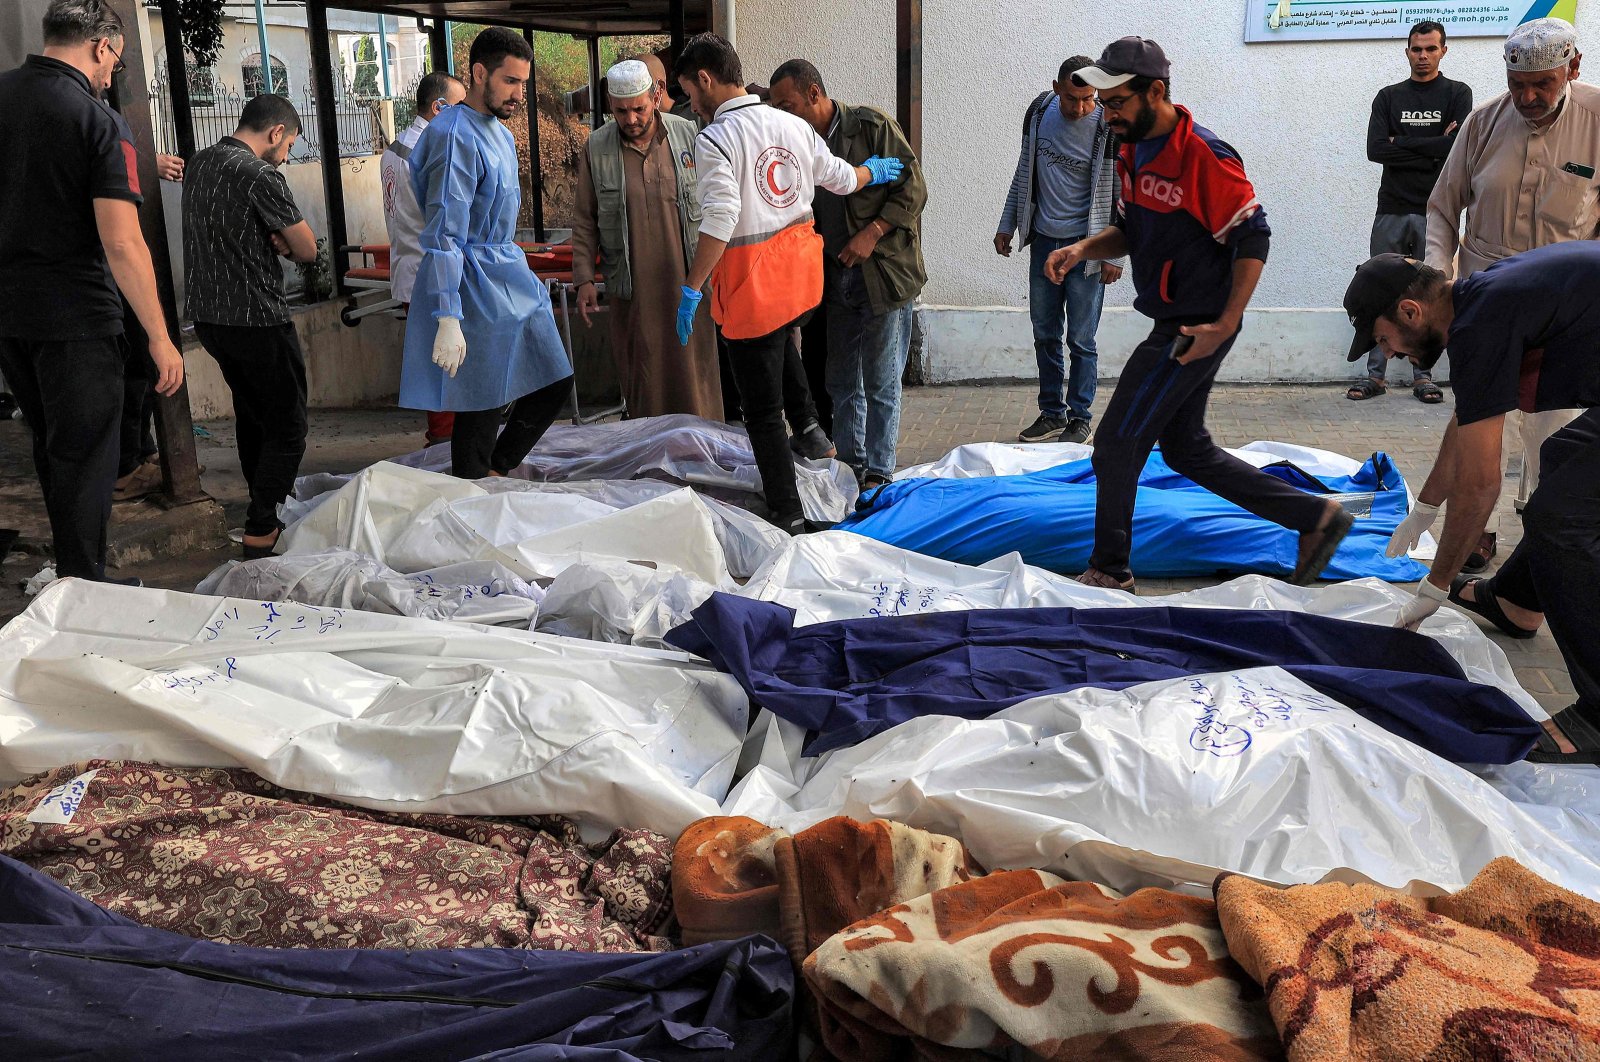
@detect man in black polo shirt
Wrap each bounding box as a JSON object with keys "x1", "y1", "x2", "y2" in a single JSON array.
[
  {"x1": 0, "y1": 0, "x2": 183, "y2": 581},
  {"x1": 183, "y1": 93, "x2": 318, "y2": 560},
  {"x1": 1345, "y1": 243, "x2": 1600, "y2": 762}
]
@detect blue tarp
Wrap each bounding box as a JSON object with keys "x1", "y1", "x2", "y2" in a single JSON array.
[
  {"x1": 838, "y1": 450, "x2": 1429, "y2": 581},
  {"x1": 0, "y1": 855, "x2": 793, "y2": 1062},
  {"x1": 666, "y1": 593, "x2": 1541, "y2": 763}
]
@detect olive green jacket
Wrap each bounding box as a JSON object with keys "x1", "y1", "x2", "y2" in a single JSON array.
[{"x1": 822, "y1": 101, "x2": 928, "y2": 315}]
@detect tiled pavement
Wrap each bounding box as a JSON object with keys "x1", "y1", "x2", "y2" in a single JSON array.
[{"x1": 0, "y1": 382, "x2": 1572, "y2": 717}]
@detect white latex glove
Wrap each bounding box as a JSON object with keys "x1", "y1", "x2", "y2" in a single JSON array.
[
  {"x1": 1394, "y1": 578, "x2": 1449, "y2": 631},
  {"x1": 432, "y1": 316, "x2": 467, "y2": 378},
  {"x1": 1386, "y1": 500, "x2": 1440, "y2": 558}
]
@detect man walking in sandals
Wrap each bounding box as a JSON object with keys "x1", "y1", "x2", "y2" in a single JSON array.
[{"x1": 1353, "y1": 244, "x2": 1600, "y2": 764}]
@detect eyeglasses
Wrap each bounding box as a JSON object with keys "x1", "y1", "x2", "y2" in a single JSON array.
[
  {"x1": 1098, "y1": 90, "x2": 1141, "y2": 112},
  {"x1": 98, "y1": 37, "x2": 125, "y2": 75}
]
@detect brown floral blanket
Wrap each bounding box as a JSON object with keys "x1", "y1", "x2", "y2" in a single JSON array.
[
  {"x1": 805, "y1": 869, "x2": 1282, "y2": 1062},
  {"x1": 0, "y1": 760, "x2": 674, "y2": 951},
  {"x1": 1216, "y1": 857, "x2": 1600, "y2": 1061}
]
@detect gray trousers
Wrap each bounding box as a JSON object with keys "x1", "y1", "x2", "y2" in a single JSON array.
[{"x1": 1362, "y1": 213, "x2": 1430, "y2": 381}]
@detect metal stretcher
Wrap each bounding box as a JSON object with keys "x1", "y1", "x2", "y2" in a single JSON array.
[{"x1": 338, "y1": 242, "x2": 624, "y2": 424}]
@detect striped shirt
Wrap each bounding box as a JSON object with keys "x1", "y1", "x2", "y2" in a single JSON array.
[{"x1": 183, "y1": 136, "x2": 304, "y2": 326}]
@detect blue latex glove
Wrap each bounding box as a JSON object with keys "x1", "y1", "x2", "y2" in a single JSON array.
[
  {"x1": 676, "y1": 285, "x2": 703, "y2": 346},
  {"x1": 862, "y1": 154, "x2": 904, "y2": 186}
]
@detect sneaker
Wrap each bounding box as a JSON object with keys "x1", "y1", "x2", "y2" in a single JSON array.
[
  {"x1": 1063, "y1": 418, "x2": 1092, "y2": 444},
  {"x1": 1019, "y1": 414, "x2": 1068, "y2": 443},
  {"x1": 1460, "y1": 531, "x2": 1497, "y2": 574},
  {"x1": 790, "y1": 423, "x2": 837, "y2": 460},
  {"x1": 112, "y1": 458, "x2": 163, "y2": 502}
]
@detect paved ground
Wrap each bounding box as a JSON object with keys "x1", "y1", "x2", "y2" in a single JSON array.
[{"x1": 0, "y1": 381, "x2": 1571, "y2": 716}]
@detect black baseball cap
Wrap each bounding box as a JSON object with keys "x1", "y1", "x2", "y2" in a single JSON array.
[
  {"x1": 1074, "y1": 37, "x2": 1172, "y2": 90},
  {"x1": 1343, "y1": 253, "x2": 1423, "y2": 362}
]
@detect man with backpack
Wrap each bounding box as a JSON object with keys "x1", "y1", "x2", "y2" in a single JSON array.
[{"x1": 996, "y1": 56, "x2": 1123, "y2": 444}]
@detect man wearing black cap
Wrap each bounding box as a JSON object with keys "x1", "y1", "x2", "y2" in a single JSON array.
[
  {"x1": 1046, "y1": 37, "x2": 1351, "y2": 592},
  {"x1": 1345, "y1": 243, "x2": 1600, "y2": 761}
]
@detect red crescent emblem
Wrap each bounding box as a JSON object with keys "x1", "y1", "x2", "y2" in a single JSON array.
[{"x1": 765, "y1": 159, "x2": 792, "y2": 197}]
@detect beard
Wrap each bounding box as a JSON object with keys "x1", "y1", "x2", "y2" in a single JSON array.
[
  {"x1": 1114, "y1": 101, "x2": 1158, "y2": 141},
  {"x1": 1405, "y1": 324, "x2": 1448, "y2": 370},
  {"x1": 486, "y1": 87, "x2": 521, "y2": 120}
]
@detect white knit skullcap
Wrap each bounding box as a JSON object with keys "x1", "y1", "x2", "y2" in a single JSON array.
[
  {"x1": 1505, "y1": 18, "x2": 1578, "y2": 72},
  {"x1": 605, "y1": 59, "x2": 654, "y2": 100}
]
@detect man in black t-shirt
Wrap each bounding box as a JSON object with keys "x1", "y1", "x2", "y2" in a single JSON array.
[
  {"x1": 182, "y1": 92, "x2": 318, "y2": 561},
  {"x1": 1344, "y1": 245, "x2": 1600, "y2": 762},
  {"x1": 1348, "y1": 20, "x2": 1472, "y2": 404},
  {"x1": 0, "y1": 0, "x2": 184, "y2": 582}
]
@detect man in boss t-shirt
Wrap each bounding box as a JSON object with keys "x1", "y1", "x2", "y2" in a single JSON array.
[
  {"x1": 1348, "y1": 19, "x2": 1472, "y2": 404},
  {"x1": 1348, "y1": 244, "x2": 1600, "y2": 762}
]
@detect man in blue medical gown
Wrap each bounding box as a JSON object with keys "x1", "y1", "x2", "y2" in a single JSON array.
[{"x1": 400, "y1": 27, "x2": 574, "y2": 480}]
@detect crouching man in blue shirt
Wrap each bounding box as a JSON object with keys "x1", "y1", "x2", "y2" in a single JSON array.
[{"x1": 1350, "y1": 243, "x2": 1600, "y2": 763}]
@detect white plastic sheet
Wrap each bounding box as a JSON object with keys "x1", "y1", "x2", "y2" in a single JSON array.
[
  {"x1": 290, "y1": 414, "x2": 857, "y2": 524},
  {"x1": 0, "y1": 580, "x2": 746, "y2": 838},
  {"x1": 196, "y1": 549, "x2": 544, "y2": 627},
  {"x1": 283, "y1": 463, "x2": 786, "y2": 581},
  {"x1": 279, "y1": 462, "x2": 739, "y2": 584},
  {"x1": 722, "y1": 669, "x2": 1600, "y2": 900}
]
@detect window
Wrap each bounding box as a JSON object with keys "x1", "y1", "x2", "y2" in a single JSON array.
[{"x1": 243, "y1": 53, "x2": 289, "y2": 97}]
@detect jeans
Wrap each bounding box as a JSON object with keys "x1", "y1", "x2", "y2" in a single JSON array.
[
  {"x1": 824, "y1": 264, "x2": 914, "y2": 479},
  {"x1": 1029, "y1": 233, "x2": 1104, "y2": 420},
  {"x1": 722, "y1": 314, "x2": 820, "y2": 522},
  {"x1": 1089, "y1": 322, "x2": 1329, "y2": 583},
  {"x1": 194, "y1": 321, "x2": 309, "y2": 537},
  {"x1": 117, "y1": 308, "x2": 159, "y2": 477},
  {"x1": 0, "y1": 335, "x2": 123, "y2": 579},
  {"x1": 451, "y1": 375, "x2": 573, "y2": 479},
  {"x1": 1363, "y1": 214, "x2": 1429, "y2": 382}
]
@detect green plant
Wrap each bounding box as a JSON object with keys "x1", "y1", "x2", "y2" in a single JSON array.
[
  {"x1": 178, "y1": 0, "x2": 227, "y2": 68},
  {"x1": 297, "y1": 237, "x2": 333, "y2": 302},
  {"x1": 353, "y1": 35, "x2": 379, "y2": 98}
]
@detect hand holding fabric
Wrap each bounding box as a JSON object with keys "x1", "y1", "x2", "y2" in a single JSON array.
[
  {"x1": 676, "y1": 286, "x2": 703, "y2": 346},
  {"x1": 1387, "y1": 501, "x2": 1440, "y2": 558},
  {"x1": 862, "y1": 155, "x2": 904, "y2": 186},
  {"x1": 432, "y1": 316, "x2": 467, "y2": 378},
  {"x1": 1394, "y1": 579, "x2": 1448, "y2": 631}
]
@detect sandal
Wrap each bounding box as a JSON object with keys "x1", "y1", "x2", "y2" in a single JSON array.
[
  {"x1": 1448, "y1": 575, "x2": 1539, "y2": 639},
  {"x1": 242, "y1": 528, "x2": 282, "y2": 561},
  {"x1": 1077, "y1": 567, "x2": 1136, "y2": 593},
  {"x1": 1527, "y1": 703, "x2": 1600, "y2": 764},
  {"x1": 1412, "y1": 379, "x2": 1444, "y2": 404},
  {"x1": 1346, "y1": 377, "x2": 1386, "y2": 401},
  {"x1": 1290, "y1": 506, "x2": 1354, "y2": 585}
]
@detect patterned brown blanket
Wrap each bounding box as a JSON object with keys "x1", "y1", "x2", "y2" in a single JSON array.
[
  {"x1": 0, "y1": 760, "x2": 674, "y2": 951},
  {"x1": 1215, "y1": 857, "x2": 1600, "y2": 1061},
  {"x1": 805, "y1": 868, "x2": 1282, "y2": 1061}
]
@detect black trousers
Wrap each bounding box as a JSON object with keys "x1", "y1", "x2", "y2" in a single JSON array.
[
  {"x1": 722, "y1": 314, "x2": 820, "y2": 522},
  {"x1": 1089, "y1": 322, "x2": 1328, "y2": 581},
  {"x1": 1485, "y1": 408, "x2": 1600, "y2": 711},
  {"x1": 118, "y1": 320, "x2": 159, "y2": 477},
  {"x1": 194, "y1": 321, "x2": 309, "y2": 537},
  {"x1": 799, "y1": 301, "x2": 832, "y2": 436},
  {"x1": 0, "y1": 335, "x2": 123, "y2": 579},
  {"x1": 450, "y1": 375, "x2": 572, "y2": 480}
]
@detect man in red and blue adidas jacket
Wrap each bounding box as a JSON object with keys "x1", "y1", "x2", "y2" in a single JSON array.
[{"x1": 1046, "y1": 37, "x2": 1350, "y2": 593}]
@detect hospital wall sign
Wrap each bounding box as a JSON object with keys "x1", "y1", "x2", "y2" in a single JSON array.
[{"x1": 1245, "y1": 0, "x2": 1580, "y2": 42}]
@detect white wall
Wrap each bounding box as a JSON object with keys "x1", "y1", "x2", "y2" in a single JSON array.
[{"x1": 736, "y1": 1, "x2": 1600, "y2": 379}]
